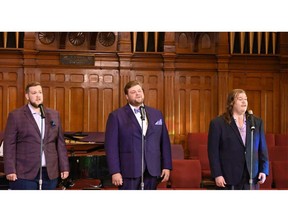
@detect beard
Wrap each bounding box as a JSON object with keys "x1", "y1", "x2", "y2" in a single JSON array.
[
  {"x1": 129, "y1": 98, "x2": 144, "y2": 107},
  {"x1": 29, "y1": 101, "x2": 39, "y2": 109}
]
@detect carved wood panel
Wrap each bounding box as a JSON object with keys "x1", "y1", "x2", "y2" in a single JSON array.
[
  {"x1": 230, "y1": 71, "x2": 280, "y2": 133},
  {"x1": 39, "y1": 68, "x2": 119, "y2": 132},
  {"x1": 0, "y1": 68, "x2": 24, "y2": 130}
]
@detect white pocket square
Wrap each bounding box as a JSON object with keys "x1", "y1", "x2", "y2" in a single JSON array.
[{"x1": 155, "y1": 119, "x2": 162, "y2": 125}]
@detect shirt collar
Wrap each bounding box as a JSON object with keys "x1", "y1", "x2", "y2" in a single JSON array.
[
  {"x1": 28, "y1": 103, "x2": 40, "y2": 115},
  {"x1": 129, "y1": 104, "x2": 144, "y2": 113}
]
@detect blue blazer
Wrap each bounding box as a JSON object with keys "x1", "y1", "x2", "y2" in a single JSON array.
[
  {"x1": 208, "y1": 114, "x2": 269, "y2": 185},
  {"x1": 104, "y1": 104, "x2": 172, "y2": 178}
]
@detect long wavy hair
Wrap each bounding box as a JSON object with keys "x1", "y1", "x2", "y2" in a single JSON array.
[{"x1": 222, "y1": 89, "x2": 247, "y2": 124}]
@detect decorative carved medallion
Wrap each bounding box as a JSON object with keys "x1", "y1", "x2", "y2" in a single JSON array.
[
  {"x1": 98, "y1": 32, "x2": 115, "y2": 47},
  {"x1": 68, "y1": 32, "x2": 86, "y2": 46},
  {"x1": 38, "y1": 32, "x2": 55, "y2": 45}
]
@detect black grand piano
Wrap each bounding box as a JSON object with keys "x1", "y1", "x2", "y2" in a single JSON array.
[
  {"x1": 0, "y1": 131, "x2": 111, "y2": 190},
  {"x1": 61, "y1": 131, "x2": 112, "y2": 189}
]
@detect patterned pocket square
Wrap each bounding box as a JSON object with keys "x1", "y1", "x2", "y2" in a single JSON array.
[{"x1": 155, "y1": 119, "x2": 163, "y2": 125}]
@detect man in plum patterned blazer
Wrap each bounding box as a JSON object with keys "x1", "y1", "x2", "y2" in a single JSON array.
[
  {"x1": 105, "y1": 80, "x2": 172, "y2": 190},
  {"x1": 3, "y1": 82, "x2": 69, "y2": 190}
]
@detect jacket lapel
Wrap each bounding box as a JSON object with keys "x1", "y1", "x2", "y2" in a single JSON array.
[
  {"x1": 44, "y1": 110, "x2": 51, "y2": 142},
  {"x1": 124, "y1": 104, "x2": 142, "y2": 133},
  {"x1": 24, "y1": 105, "x2": 41, "y2": 137}
]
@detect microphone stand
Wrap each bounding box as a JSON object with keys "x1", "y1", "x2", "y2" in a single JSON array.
[
  {"x1": 39, "y1": 110, "x2": 45, "y2": 190},
  {"x1": 249, "y1": 122, "x2": 255, "y2": 190},
  {"x1": 140, "y1": 117, "x2": 145, "y2": 190},
  {"x1": 139, "y1": 106, "x2": 146, "y2": 190}
]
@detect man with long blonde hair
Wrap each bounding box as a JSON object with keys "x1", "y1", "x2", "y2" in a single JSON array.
[{"x1": 208, "y1": 89, "x2": 269, "y2": 190}]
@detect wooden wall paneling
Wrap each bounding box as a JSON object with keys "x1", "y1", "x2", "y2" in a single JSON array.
[
  {"x1": 217, "y1": 56, "x2": 230, "y2": 115},
  {"x1": 173, "y1": 54, "x2": 218, "y2": 152},
  {"x1": 272, "y1": 73, "x2": 281, "y2": 133},
  {"x1": 174, "y1": 80, "x2": 186, "y2": 140},
  {"x1": 134, "y1": 70, "x2": 164, "y2": 111},
  {"x1": 98, "y1": 69, "x2": 119, "y2": 132},
  {"x1": 90, "y1": 54, "x2": 120, "y2": 131},
  {"x1": 54, "y1": 87, "x2": 66, "y2": 128},
  {"x1": 279, "y1": 57, "x2": 288, "y2": 134},
  {"x1": 86, "y1": 87, "x2": 98, "y2": 132},
  {"x1": 118, "y1": 33, "x2": 132, "y2": 53},
  {"x1": 217, "y1": 33, "x2": 231, "y2": 116},
  {"x1": 37, "y1": 67, "x2": 119, "y2": 133},
  {"x1": 202, "y1": 88, "x2": 213, "y2": 132},
  {"x1": 118, "y1": 54, "x2": 133, "y2": 107},
  {"x1": 263, "y1": 90, "x2": 275, "y2": 133},
  {"x1": 231, "y1": 70, "x2": 279, "y2": 133},
  {"x1": 131, "y1": 54, "x2": 164, "y2": 111},
  {"x1": 0, "y1": 67, "x2": 24, "y2": 131},
  {"x1": 279, "y1": 33, "x2": 288, "y2": 133},
  {"x1": 174, "y1": 70, "x2": 216, "y2": 148},
  {"x1": 38, "y1": 68, "x2": 67, "y2": 131},
  {"x1": 229, "y1": 55, "x2": 281, "y2": 133},
  {"x1": 188, "y1": 89, "x2": 200, "y2": 131},
  {"x1": 0, "y1": 50, "x2": 25, "y2": 131},
  {"x1": 69, "y1": 87, "x2": 85, "y2": 132},
  {"x1": 164, "y1": 71, "x2": 175, "y2": 143}
]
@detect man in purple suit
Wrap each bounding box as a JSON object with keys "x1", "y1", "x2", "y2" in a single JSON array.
[
  {"x1": 3, "y1": 82, "x2": 69, "y2": 190},
  {"x1": 104, "y1": 80, "x2": 172, "y2": 190}
]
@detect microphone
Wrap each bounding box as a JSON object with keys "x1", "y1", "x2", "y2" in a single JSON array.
[
  {"x1": 140, "y1": 106, "x2": 146, "y2": 121},
  {"x1": 38, "y1": 104, "x2": 46, "y2": 119},
  {"x1": 248, "y1": 110, "x2": 255, "y2": 131}
]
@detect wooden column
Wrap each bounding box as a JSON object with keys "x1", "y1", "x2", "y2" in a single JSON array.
[
  {"x1": 163, "y1": 32, "x2": 176, "y2": 53},
  {"x1": 22, "y1": 32, "x2": 38, "y2": 85},
  {"x1": 133, "y1": 32, "x2": 137, "y2": 52},
  {"x1": 118, "y1": 53, "x2": 133, "y2": 106},
  {"x1": 154, "y1": 32, "x2": 158, "y2": 52},
  {"x1": 163, "y1": 32, "x2": 176, "y2": 143},
  {"x1": 3, "y1": 32, "x2": 7, "y2": 48},
  {"x1": 144, "y1": 32, "x2": 148, "y2": 52},
  {"x1": 118, "y1": 32, "x2": 132, "y2": 53},
  {"x1": 249, "y1": 32, "x2": 254, "y2": 54},
  {"x1": 163, "y1": 53, "x2": 176, "y2": 144},
  {"x1": 279, "y1": 32, "x2": 288, "y2": 133},
  {"x1": 257, "y1": 32, "x2": 262, "y2": 54},
  {"x1": 217, "y1": 32, "x2": 230, "y2": 116}
]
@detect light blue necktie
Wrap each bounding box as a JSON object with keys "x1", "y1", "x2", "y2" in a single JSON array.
[{"x1": 134, "y1": 108, "x2": 140, "y2": 114}]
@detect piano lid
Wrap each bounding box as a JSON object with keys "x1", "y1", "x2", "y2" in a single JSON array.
[{"x1": 64, "y1": 131, "x2": 105, "y2": 154}]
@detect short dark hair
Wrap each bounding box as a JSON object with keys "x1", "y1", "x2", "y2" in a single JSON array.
[
  {"x1": 25, "y1": 82, "x2": 42, "y2": 93},
  {"x1": 124, "y1": 80, "x2": 143, "y2": 95}
]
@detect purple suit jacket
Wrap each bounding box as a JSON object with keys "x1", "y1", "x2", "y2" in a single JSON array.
[
  {"x1": 104, "y1": 104, "x2": 172, "y2": 178},
  {"x1": 3, "y1": 104, "x2": 69, "y2": 180}
]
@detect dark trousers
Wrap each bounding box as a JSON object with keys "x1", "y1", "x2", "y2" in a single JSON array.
[
  {"x1": 217, "y1": 165, "x2": 259, "y2": 190},
  {"x1": 119, "y1": 169, "x2": 158, "y2": 190},
  {"x1": 9, "y1": 167, "x2": 58, "y2": 190}
]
